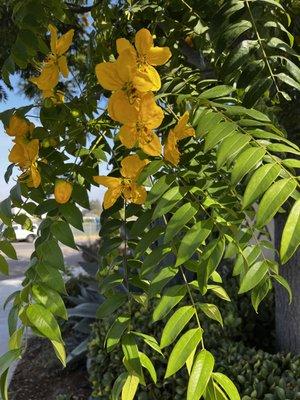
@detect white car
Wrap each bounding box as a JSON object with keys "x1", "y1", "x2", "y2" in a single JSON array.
[{"x1": 12, "y1": 224, "x2": 38, "y2": 242}]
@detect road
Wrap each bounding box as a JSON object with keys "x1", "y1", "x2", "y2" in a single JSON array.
[{"x1": 1, "y1": 241, "x2": 85, "y2": 281}]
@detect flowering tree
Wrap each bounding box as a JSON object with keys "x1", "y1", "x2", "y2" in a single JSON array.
[{"x1": 0, "y1": 1, "x2": 300, "y2": 399}]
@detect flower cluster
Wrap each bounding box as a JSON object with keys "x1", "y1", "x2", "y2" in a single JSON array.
[
  {"x1": 94, "y1": 28, "x2": 195, "y2": 208},
  {"x1": 6, "y1": 114, "x2": 41, "y2": 188},
  {"x1": 30, "y1": 24, "x2": 74, "y2": 101}
]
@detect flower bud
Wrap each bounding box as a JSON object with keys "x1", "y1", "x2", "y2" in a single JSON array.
[{"x1": 54, "y1": 180, "x2": 73, "y2": 204}]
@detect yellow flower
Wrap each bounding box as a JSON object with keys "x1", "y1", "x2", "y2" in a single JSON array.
[
  {"x1": 5, "y1": 114, "x2": 33, "y2": 137},
  {"x1": 9, "y1": 139, "x2": 41, "y2": 188},
  {"x1": 164, "y1": 111, "x2": 195, "y2": 166},
  {"x1": 118, "y1": 92, "x2": 163, "y2": 156},
  {"x1": 116, "y1": 28, "x2": 172, "y2": 91},
  {"x1": 31, "y1": 24, "x2": 74, "y2": 91},
  {"x1": 95, "y1": 50, "x2": 143, "y2": 124},
  {"x1": 54, "y1": 180, "x2": 73, "y2": 204},
  {"x1": 93, "y1": 155, "x2": 149, "y2": 209}
]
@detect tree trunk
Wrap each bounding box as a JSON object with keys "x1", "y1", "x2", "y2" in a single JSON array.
[{"x1": 275, "y1": 214, "x2": 300, "y2": 354}]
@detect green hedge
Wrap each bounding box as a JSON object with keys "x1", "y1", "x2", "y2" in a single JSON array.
[{"x1": 87, "y1": 309, "x2": 300, "y2": 400}]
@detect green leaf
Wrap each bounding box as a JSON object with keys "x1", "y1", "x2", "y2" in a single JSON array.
[
  {"x1": 0, "y1": 198, "x2": 13, "y2": 225},
  {"x1": 199, "y1": 85, "x2": 235, "y2": 99},
  {"x1": 160, "y1": 306, "x2": 195, "y2": 348},
  {"x1": 199, "y1": 303, "x2": 223, "y2": 327},
  {"x1": 51, "y1": 220, "x2": 77, "y2": 249},
  {"x1": 51, "y1": 340, "x2": 66, "y2": 367},
  {"x1": 26, "y1": 304, "x2": 63, "y2": 342},
  {"x1": 134, "y1": 225, "x2": 164, "y2": 257},
  {"x1": 122, "y1": 333, "x2": 144, "y2": 383},
  {"x1": 152, "y1": 186, "x2": 184, "y2": 220},
  {"x1": 0, "y1": 254, "x2": 9, "y2": 275},
  {"x1": 239, "y1": 261, "x2": 269, "y2": 294},
  {"x1": 0, "y1": 240, "x2": 17, "y2": 260},
  {"x1": 231, "y1": 147, "x2": 266, "y2": 185},
  {"x1": 121, "y1": 373, "x2": 139, "y2": 400},
  {"x1": 165, "y1": 328, "x2": 203, "y2": 378},
  {"x1": 217, "y1": 133, "x2": 250, "y2": 169},
  {"x1": 97, "y1": 293, "x2": 127, "y2": 319},
  {"x1": 256, "y1": 178, "x2": 297, "y2": 228},
  {"x1": 60, "y1": 203, "x2": 83, "y2": 231},
  {"x1": 272, "y1": 274, "x2": 292, "y2": 304},
  {"x1": 204, "y1": 121, "x2": 237, "y2": 152},
  {"x1": 131, "y1": 332, "x2": 163, "y2": 355},
  {"x1": 187, "y1": 350, "x2": 215, "y2": 400},
  {"x1": 153, "y1": 285, "x2": 187, "y2": 322},
  {"x1": 176, "y1": 219, "x2": 213, "y2": 267},
  {"x1": 146, "y1": 174, "x2": 175, "y2": 205},
  {"x1": 106, "y1": 315, "x2": 130, "y2": 352},
  {"x1": 242, "y1": 164, "x2": 281, "y2": 208},
  {"x1": 148, "y1": 266, "x2": 177, "y2": 297},
  {"x1": 0, "y1": 349, "x2": 21, "y2": 377},
  {"x1": 111, "y1": 373, "x2": 127, "y2": 400},
  {"x1": 212, "y1": 373, "x2": 241, "y2": 400},
  {"x1": 280, "y1": 199, "x2": 300, "y2": 264},
  {"x1": 140, "y1": 246, "x2": 172, "y2": 277},
  {"x1": 32, "y1": 284, "x2": 67, "y2": 320},
  {"x1": 207, "y1": 285, "x2": 230, "y2": 302},
  {"x1": 164, "y1": 203, "x2": 197, "y2": 244},
  {"x1": 138, "y1": 352, "x2": 157, "y2": 383},
  {"x1": 36, "y1": 263, "x2": 66, "y2": 294},
  {"x1": 36, "y1": 238, "x2": 64, "y2": 269}
]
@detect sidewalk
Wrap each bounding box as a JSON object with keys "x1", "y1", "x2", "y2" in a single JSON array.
[{"x1": 0, "y1": 277, "x2": 23, "y2": 357}]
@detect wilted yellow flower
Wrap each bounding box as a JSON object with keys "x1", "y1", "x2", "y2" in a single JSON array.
[
  {"x1": 93, "y1": 154, "x2": 149, "y2": 209},
  {"x1": 164, "y1": 111, "x2": 195, "y2": 166},
  {"x1": 116, "y1": 28, "x2": 172, "y2": 91},
  {"x1": 5, "y1": 114, "x2": 33, "y2": 138},
  {"x1": 54, "y1": 180, "x2": 73, "y2": 204},
  {"x1": 9, "y1": 139, "x2": 41, "y2": 188},
  {"x1": 118, "y1": 92, "x2": 163, "y2": 156},
  {"x1": 31, "y1": 24, "x2": 74, "y2": 91}
]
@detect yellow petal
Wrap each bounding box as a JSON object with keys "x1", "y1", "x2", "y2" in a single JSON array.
[
  {"x1": 49, "y1": 24, "x2": 58, "y2": 54},
  {"x1": 124, "y1": 183, "x2": 147, "y2": 205},
  {"x1": 57, "y1": 56, "x2": 69, "y2": 78},
  {"x1": 108, "y1": 91, "x2": 139, "y2": 124},
  {"x1": 147, "y1": 46, "x2": 172, "y2": 66},
  {"x1": 115, "y1": 48, "x2": 137, "y2": 83},
  {"x1": 6, "y1": 115, "x2": 29, "y2": 137},
  {"x1": 119, "y1": 125, "x2": 138, "y2": 148},
  {"x1": 174, "y1": 111, "x2": 195, "y2": 140},
  {"x1": 95, "y1": 62, "x2": 123, "y2": 91},
  {"x1": 116, "y1": 38, "x2": 134, "y2": 54},
  {"x1": 133, "y1": 66, "x2": 161, "y2": 92},
  {"x1": 164, "y1": 130, "x2": 180, "y2": 166},
  {"x1": 29, "y1": 165, "x2": 41, "y2": 188},
  {"x1": 120, "y1": 154, "x2": 149, "y2": 180},
  {"x1": 9, "y1": 143, "x2": 26, "y2": 166},
  {"x1": 55, "y1": 29, "x2": 74, "y2": 56},
  {"x1": 139, "y1": 92, "x2": 163, "y2": 129},
  {"x1": 93, "y1": 176, "x2": 121, "y2": 188},
  {"x1": 54, "y1": 180, "x2": 73, "y2": 204},
  {"x1": 103, "y1": 186, "x2": 122, "y2": 209},
  {"x1": 25, "y1": 139, "x2": 40, "y2": 163},
  {"x1": 31, "y1": 61, "x2": 59, "y2": 90},
  {"x1": 135, "y1": 28, "x2": 153, "y2": 56},
  {"x1": 140, "y1": 131, "x2": 162, "y2": 157}
]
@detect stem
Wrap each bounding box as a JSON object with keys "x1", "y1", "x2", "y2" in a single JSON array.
[{"x1": 245, "y1": 0, "x2": 281, "y2": 96}]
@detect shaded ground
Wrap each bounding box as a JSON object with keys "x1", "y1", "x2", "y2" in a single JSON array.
[{"x1": 9, "y1": 337, "x2": 91, "y2": 400}]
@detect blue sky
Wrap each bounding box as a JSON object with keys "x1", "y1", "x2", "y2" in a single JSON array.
[{"x1": 0, "y1": 75, "x2": 105, "y2": 201}]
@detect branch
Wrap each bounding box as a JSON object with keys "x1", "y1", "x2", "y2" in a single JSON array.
[{"x1": 65, "y1": 1, "x2": 103, "y2": 13}]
